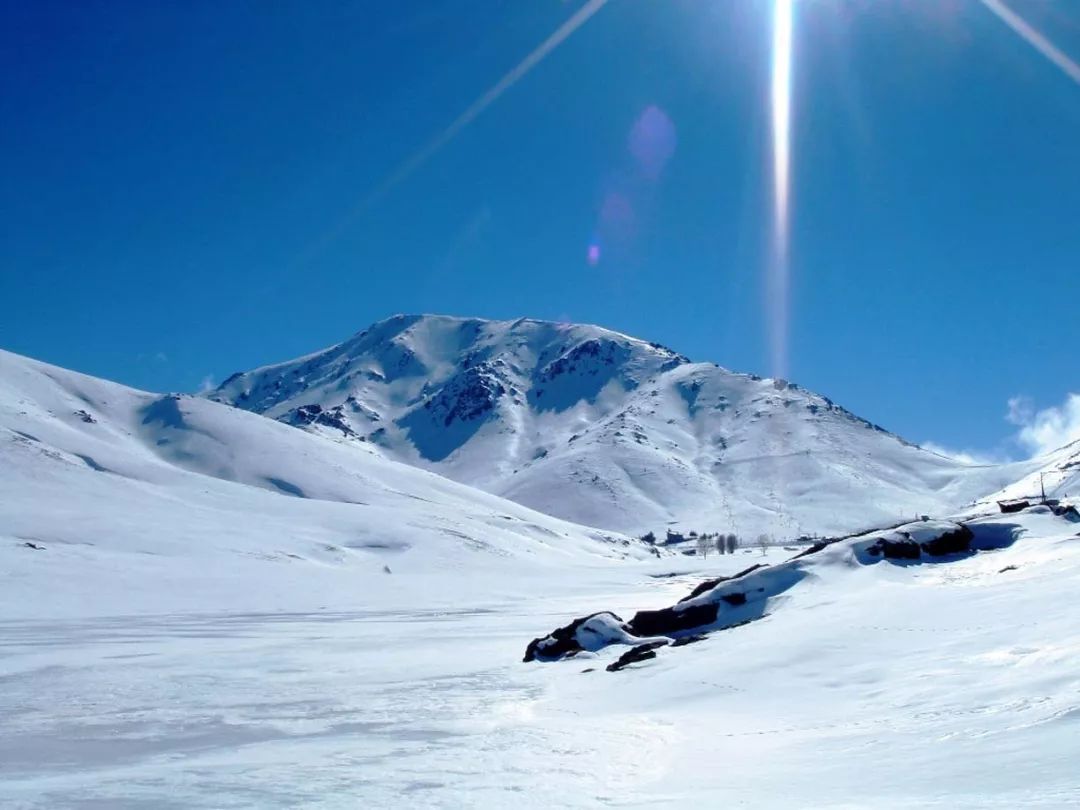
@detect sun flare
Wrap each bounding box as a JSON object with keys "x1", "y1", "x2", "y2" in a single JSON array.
[{"x1": 769, "y1": 0, "x2": 794, "y2": 378}]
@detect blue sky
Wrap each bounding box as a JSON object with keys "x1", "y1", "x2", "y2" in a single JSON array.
[{"x1": 2, "y1": 1, "x2": 1079, "y2": 458}]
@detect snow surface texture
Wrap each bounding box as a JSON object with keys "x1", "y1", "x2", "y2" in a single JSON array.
[
  {"x1": 208, "y1": 314, "x2": 1062, "y2": 538},
  {"x1": 4, "y1": 509, "x2": 1079, "y2": 807},
  {"x1": 4, "y1": 347, "x2": 1080, "y2": 806},
  {"x1": 0, "y1": 349, "x2": 644, "y2": 618},
  {"x1": 524, "y1": 516, "x2": 1041, "y2": 662}
]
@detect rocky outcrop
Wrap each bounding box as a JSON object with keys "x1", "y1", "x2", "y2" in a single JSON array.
[
  {"x1": 606, "y1": 641, "x2": 667, "y2": 672},
  {"x1": 523, "y1": 612, "x2": 624, "y2": 663},
  {"x1": 284, "y1": 403, "x2": 359, "y2": 438},
  {"x1": 864, "y1": 537, "x2": 921, "y2": 560},
  {"x1": 523, "y1": 518, "x2": 1020, "y2": 670},
  {"x1": 627, "y1": 602, "x2": 719, "y2": 638},
  {"x1": 918, "y1": 524, "x2": 974, "y2": 556},
  {"x1": 677, "y1": 564, "x2": 767, "y2": 603},
  {"x1": 421, "y1": 363, "x2": 509, "y2": 429}
]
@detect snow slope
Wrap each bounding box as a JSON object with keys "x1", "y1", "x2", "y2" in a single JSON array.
[
  {"x1": 0, "y1": 348, "x2": 643, "y2": 619},
  {"x1": 516, "y1": 506, "x2": 1080, "y2": 807},
  {"x1": 978, "y1": 438, "x2": 1080, "y2": 506},
  {"x1": 4, "y1": 347, "x2": 1080, "y2": 807},
  {"x1": 3, "y1": 507, "x2": 1078, "y2": 807},
  {"x1": 209, "y1": 314, "x2": 1025, "y2": 537}
]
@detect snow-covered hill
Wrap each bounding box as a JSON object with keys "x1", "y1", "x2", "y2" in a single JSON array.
[
  {"x1": 208, "y1": 314, "x2": 1027, "y2": 538},
  {"x1": 5, "y1": 474, "x2": 1078, "y2": 806},
  {"x1": 5, "y1": 345, "x2": 1080, "y2": 806},
  {"x1": 0, "y1": 349, "x2": 642, "y2": 618},
  {"x1": 978, "y1": 438, "x2": 1080, "y2": 506}
]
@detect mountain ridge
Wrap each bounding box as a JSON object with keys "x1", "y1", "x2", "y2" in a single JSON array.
[{"x1": 207, "y1": 314, "x2": 1050, "y2": 537}]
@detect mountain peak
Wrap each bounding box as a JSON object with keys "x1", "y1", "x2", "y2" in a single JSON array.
[{"x1": 206, "y1": 314, "x2": 1013, "y2": 537}]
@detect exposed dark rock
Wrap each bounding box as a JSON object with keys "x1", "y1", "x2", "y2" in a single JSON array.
[
  {"x1": 920, "y1": 525, "x2": 974, "y2": 556},
  {"x1": 523, "y1": 611, "x2": 624, "y2": 663},
  {"x1": 998, "y1": 499, "x2": 1031, "y2": 514},
  {"x1": 678, "y1": 578, "x2": 723, "y2": 601},
  {"x1": 429, "y1": 364, "x2": 507, "y2": 427},
  {"x1": 628, "y1": 602, "x2": 719, "y2": 637},
  {"x1": 677, "y1": 564, "x2": 767, "y2": 603},
  {"x1": 999, "y1": 565, "x2": 1018, "y2": 573},
  {"x1": 606, "y1": 641, "x2": 667, "y2": 672},
  {"x1": 524, "y1": 518, "x2": 1004, "y2": 671},
  {"x1": 795, "y1": 519, "x2": 935, "y2": 561},
  {"x1": 865, "y1": 537, "x2": 921, "y2": 560},
  {"x1": 670, "y1": 634, "x2": 708, "y2": 648},
  {"x1": 1051, "y1": 503, "x2": 1080, "y2": 521},
  {"x1": 647, "y1": 340, "x2": 689, "y2": 365},
  {"x1": 793, "y1": 539, "x2": 836, "y2": 559},
  {"x1": 862, "y1": 524, "x2": 973, "y2": 559},
  {"x1": 22, "y1": 542, "x2": 44, "y2": 550},
  {"x1": 285, "y1": 403, "x2": 358, "y2": 437},
  {"x1": 539, "y1": 339, "x2": 623, "y2": 382},
  {"x1": 73, "y1": 409, "x2": 96, "y2": 424}
]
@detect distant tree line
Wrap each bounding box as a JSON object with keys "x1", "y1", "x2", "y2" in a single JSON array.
[
  {"x1": 640, "y1": 529, "x2": 744, "y2": 556},
  {"x1": 637, "y1": 528, "x2": 817, "y2": 557}
]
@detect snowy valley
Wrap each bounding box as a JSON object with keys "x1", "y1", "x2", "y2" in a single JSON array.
[{"x1": 3, "y1": 322, "x2": 1079, "y2": 808}]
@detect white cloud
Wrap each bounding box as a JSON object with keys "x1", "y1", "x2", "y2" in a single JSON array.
[
  {"x1": 197, "y1": 375, "x2": 216, "y2": 395},
  {"x1": 1010, "y1": 393, "x2": 1080, "y2": 457},
  {"x1": 1006, "y1": 395, "x2": 1034, "y2": 426},
  {"x1": 926, "y1": 393, "x2": 1080, "y2": 465}
]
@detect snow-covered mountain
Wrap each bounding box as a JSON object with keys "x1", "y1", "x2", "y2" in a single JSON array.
[
  {"x1": 0, "y1": 348, "x2": 641, "y2": 618},
  {"x1": 208, "y1": 314, "x2": 1027, "y2": 538},
  {"x1": 5, "y1": 343, "x2": 1079, "y2": 807}
]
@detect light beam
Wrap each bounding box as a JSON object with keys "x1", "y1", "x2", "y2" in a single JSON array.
[
  {"x1": 980, "y1": 0, "x2": 1080, "y2": 87},
  {"x1": 354, "y1": 1, "x2": 613, "y2": 220},
  {"x1": 769, "y1": 0, "x2": 794, "y2": 379},
  {"x1": 297, "y1": 0, "x2": 610, "y2": 269},
  {"x1": 367, "y1": 0, "x2": 610, "y2": 206}
]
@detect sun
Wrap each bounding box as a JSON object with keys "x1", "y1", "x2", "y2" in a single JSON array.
[{"x1": 768, "y1": 0, "x2": 794, "y2": 379}]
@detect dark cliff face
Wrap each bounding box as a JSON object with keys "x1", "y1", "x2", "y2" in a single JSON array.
[
  {"x1": 396, "y1": 361, "x2": 514, "y2": 462},
  {"x1": 418, "y1": 362, "x2": 510, "y2": 429}
]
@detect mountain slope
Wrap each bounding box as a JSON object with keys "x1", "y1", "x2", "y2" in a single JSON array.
[
  {"x1": 978, "y1": 438, "x2": 1080, "y2": 506},
  {"x1": 209, "y1": 314, "x2": 1023, "y2": 538},
  {"x1": 5, "y1": 345, "x2": 1079, "y2": 806},
  {"x1": 0, "y1": 348, "x2": 640, "y2": 618}
]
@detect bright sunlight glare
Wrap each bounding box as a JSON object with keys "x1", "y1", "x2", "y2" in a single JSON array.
[{"x1": 769, "y1": 0, "x2": 794, "y2": 379}]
